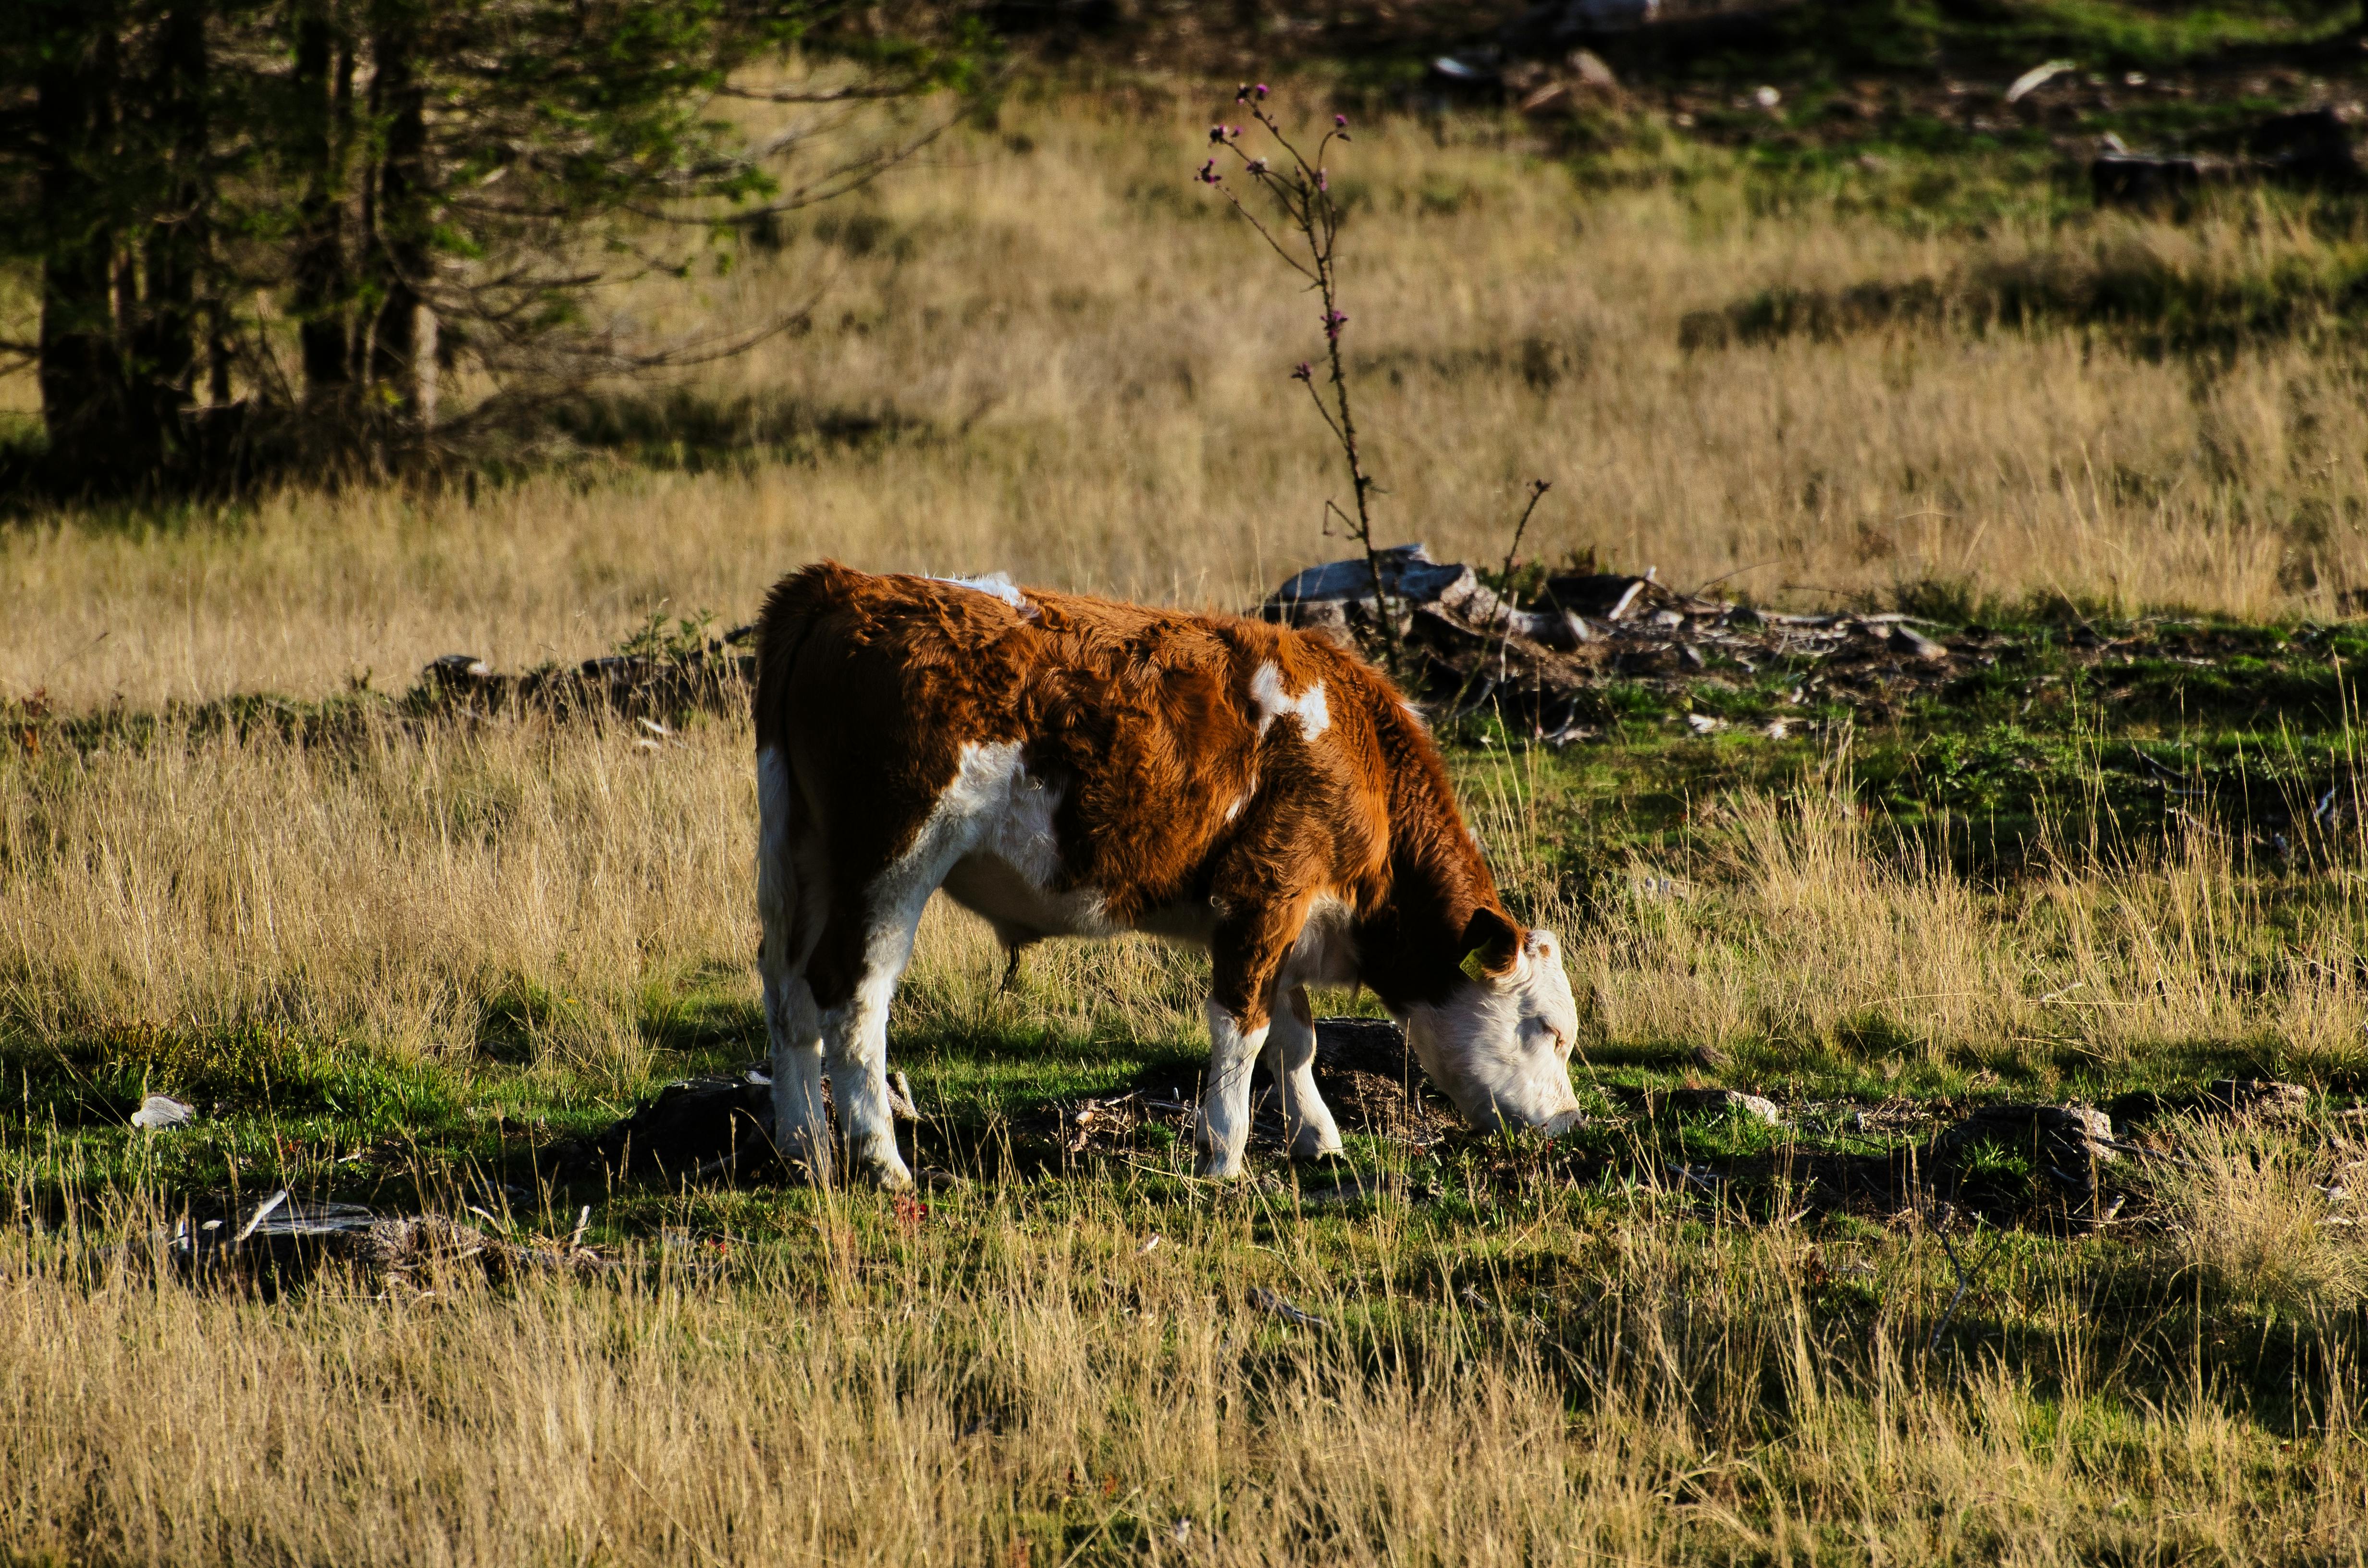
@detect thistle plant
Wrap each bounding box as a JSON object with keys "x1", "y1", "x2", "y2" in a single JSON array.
[{"x1": 1197, "y1": 86, "x2": 1400, "y2": 668}]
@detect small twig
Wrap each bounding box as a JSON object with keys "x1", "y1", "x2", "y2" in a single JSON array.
[
  {"x1": 2098, "y1": 1136, "x2": 2199, "y2": 1169},
  {"x1": 234, "y1": 1190, "x2": 289, "y2": 1246},
  {"x1": 1929, "y1": 1218, "x2": 1970, "y2": 1354},
  {"x1": 1247, "y1": 1286, "x2": 1328, "y2": 1328},
  {"x1": 1926, "y1": 1208, "x2": 2009, "y2": 1354},
  {"x1": 1296, "y1": 374, "x2": 1350, "y2": 448},
  {"x1": 1447, "y1": 478, "x2": 1555, "y2": 724},
  {"x1": 567, "y1": 1204, "x2": 592, "y2": 1252},
  {"x1": 1124, "y1": 1157, "x2": 1211, "y2": 1186},
  {"x1": 1055, "y1": 1487, "x2": 1146, "y2": 1568},
  {"x1": 1494, "y1": 479, "x2": 1552, "y2": 603}
]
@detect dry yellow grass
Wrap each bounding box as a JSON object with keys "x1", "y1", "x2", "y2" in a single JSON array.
[
  {"x1": 2162, "y1": 1113, "x2": 2368, "y2": 1315},
  {"x1": 5, "y1": 1181, "x2": 2367, "y2": 1566},
  {"x1": 1584, "y1": 773, "x2": 2368, "y2": 1082},
  {"x1": 6, "y1": 710, "x2": 2360, "y2": 1096},
  {"x1": 0, "y1": 712, "x2": 752, "y2": 1069},
  {"x1": 7, "y1": 92, "x2": 2368, "y2": 710}
]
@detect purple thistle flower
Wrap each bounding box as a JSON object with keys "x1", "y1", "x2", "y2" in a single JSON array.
[
  {"x1": 1291, "y1": 362, "x2": 1313, "y2": 381},
  {"x1": 1246, "y1": 157, "x2": 1269, "y2": 174},
  {"x1": 1209, "y1": 125, "x2": 1226, "y2": 145},
  {"x1": 1323, "y1": 308, "x2": 1348, "y2": 341},
  {"x1": 1255, "y1": 83, "x2": 1269, "y2": 98},
  {"x1": 1236, "y1": 83, "x2": 1250, "y2": 103},
  {"x1": 1196, "y1": 159, "x2": 1221, "y2": 185},
  {"x1": 1334, "y1": 113, "x2": 1348, "y2": 127},
  {"x1": 1317, "y1": 167, "x2": 1329, "y2": 191}
]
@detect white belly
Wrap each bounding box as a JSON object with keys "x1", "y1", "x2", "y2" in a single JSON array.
[
  {"x1": 935, "y1": 758, "x2": 1217, "y2": 947},
  {"x1": 937, "y1": 758, "x2": 1113, "y2": 940},
  {"x1": 1281, "y1": 895, "x2": 1362, "y2": 989},
  {"x1": 940, "y1": 849, "x2": 1117, "y2": 940}
]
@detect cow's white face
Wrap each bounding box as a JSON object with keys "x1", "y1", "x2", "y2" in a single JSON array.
[{"x1": 1405, "y1": 927, "x2": 1584, "y2": 1135}]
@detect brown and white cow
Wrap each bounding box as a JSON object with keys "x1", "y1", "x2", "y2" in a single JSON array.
[{"x1": 752, "y1": 561, "x2": 1582, "y2": 1188}]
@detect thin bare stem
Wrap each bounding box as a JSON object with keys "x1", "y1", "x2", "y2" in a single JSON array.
[
  {"x1": 1447, "y1": 480, "x2": 1556, "y2": 728},
  {"x1": 1497, "y1": 480, "x2": 1553, "y2": 609},
  {"x1": 1199, "y1": 92, "x2": 1399, "y2": 671},
  {"x1": 1296, "y1": 377, "x2": 1347, "y2": 448}
]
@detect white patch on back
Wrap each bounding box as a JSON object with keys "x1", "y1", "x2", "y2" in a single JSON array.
[
  {"x1": 934, "y1": 571, "x2": 1038, "y2": 620},
  {"x1": 1249, "y1": 662, "x2": 1330, "y2": 739}
]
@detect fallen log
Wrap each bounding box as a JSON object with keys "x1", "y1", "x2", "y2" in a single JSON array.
[
  {"x1": 417, "y1": 626, "x2": 756, "y2": 725},
  {"x1": 117, "y1": 1192, "x2": 612, "y2": 1296}
]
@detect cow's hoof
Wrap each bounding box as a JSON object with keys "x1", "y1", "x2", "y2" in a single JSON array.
[
  {"x1": 860, "y1": 1157, "x2": 915, "y2": 1191},
  {"x1": 777, "y1": 1133, "x2": 834, "y2": 1186},
  {"x1": 1289, "y1": 1128, "x2": 1344, "y2": 1162}
]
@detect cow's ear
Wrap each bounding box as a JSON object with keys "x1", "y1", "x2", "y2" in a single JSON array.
[{"x1": 1457, "y1": 906, "x2": 1522, "y2": 983}]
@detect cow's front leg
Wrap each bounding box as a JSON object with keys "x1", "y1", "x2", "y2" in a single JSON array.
[
  {"x1": 1195, "y1": 1000, "x2": 1268, "y2": 1179},
  {"x1": 1262, "y1": 985, "x2": 1343, "y2": 1161},
  {"x1": 1197, "y1": 910, "x2": 1301, "y2": 1179}
]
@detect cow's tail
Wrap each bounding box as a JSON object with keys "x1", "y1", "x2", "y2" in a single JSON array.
[
  {"x1": 752, "y1": 559, "x2": 860, "y2": 757},
  {"x1": 752, "y1": 562, "x2": 854, "y2": 984},
  {"x1": 753, "y1": 565, "x2": 866, "y2": 1171}
]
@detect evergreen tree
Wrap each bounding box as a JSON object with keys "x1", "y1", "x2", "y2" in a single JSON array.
[{"x1": 0, "y1": 0, "x2": 980, "y2": 492}]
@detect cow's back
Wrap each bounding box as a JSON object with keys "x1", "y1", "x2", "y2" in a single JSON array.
[{"x1": 753, "y1": 563, "x2": 1398, "y2": 929}]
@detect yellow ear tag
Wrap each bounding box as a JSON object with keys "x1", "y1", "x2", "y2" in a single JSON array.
[{"x1": 1460, "y1": 947, "x2": 1490, "y2": 981}]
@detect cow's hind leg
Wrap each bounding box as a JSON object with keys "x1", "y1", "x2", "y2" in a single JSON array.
[
  {"x1": 1261, "y1": 985, "x2": 1344, "y2": 1161},
  {"x1": 811, "y1": 907, "x2": 925, "y2": 1191},
  {"x1": 765, "y1": 968, "x2": 831, "y2": 1179},
  {"x1": 758, "y1": 746, "x2": 832, "y2": 1181},
  {"x1": 807, "y1": 745, "x2": 1013, "y2": 1189}
]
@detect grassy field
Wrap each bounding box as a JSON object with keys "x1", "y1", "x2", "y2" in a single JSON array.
[
  {"x1": 10, "y1": 26, "x2": 2368, "y2": 1564},
  {"x1": 10, "y1": 70, "x2": 2368, "y2": 707}
]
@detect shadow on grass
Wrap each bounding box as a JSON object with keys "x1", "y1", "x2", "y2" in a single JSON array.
[{"x1": 544, "y1": 389, "x2": 932, "y2": 474}]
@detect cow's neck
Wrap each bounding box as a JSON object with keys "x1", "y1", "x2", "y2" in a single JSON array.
[{"x1": 1353, "y1": 720, "x2": 1505, "y2": 1011}]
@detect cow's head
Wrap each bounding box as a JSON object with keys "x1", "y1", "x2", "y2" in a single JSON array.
[{"x1": 1403, "y1": 907, "x2": 1583, "y2": 1135}]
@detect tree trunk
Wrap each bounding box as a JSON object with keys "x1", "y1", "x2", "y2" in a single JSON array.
[
  {"x1": 34, "y1": 5, "x2": 127, "y2": 484},
  {"x1": 365, "y1": 0, "x2": 428, "y2": 430},
  {"x1": 292, "y1": 0, "x2": 354, "y2": 405},
  {"x1": 132, "y1": 0, "x2": 210, "y2": 472}
]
